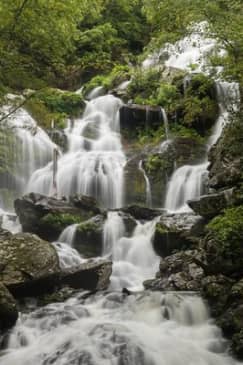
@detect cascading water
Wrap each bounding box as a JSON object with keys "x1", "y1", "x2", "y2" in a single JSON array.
[
  {"x1": 164, "y1": 81, "x2": 240, "y2": 212},
  {"x1": 138, "y1": 160, "x2": 152, "y2": 208},
  {"x1": 1, "y1": 24, "x2": 242, "y2": 365},
  {"x1": 0, "y1": 105, "x2": 55, "y2": 225},
  {"x1": 1, "y1": 290, "x2": 240, "y2": 365},
  {"x1": 27, "y1": 95, "x2": 126, "y2": 209},
  {"x1": 103, "y1": 211, "x2": 160, "y2": 291}
]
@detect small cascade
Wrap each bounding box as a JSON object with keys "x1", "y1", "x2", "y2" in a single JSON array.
[
  {"x1": 0, "y1": 107, "x2": 55, "y2": 210},
  {"x1": 1, "y1": 290, "x2": 238, "y2": 365},
  {"x1": 164, "y1": 81, "x2": 240, "y2": 212},
  {"x1": 138, "y1": 160, "x2": 152, "y2": 208},
  {"x1": 27, "y1": 95, "x2": 126, "y2": 209},
  {"x1": 58, "y1": 224, "x2": 78, "y2": 246},
  {"x1": 87, "y1": 86, "x2": 105, "y2": 100},
  {"x1": 103, "y1": 211, "x2": 126, "y2": 255},
  {"x1": 103, "y1": 212, "x2": 160, "y2": 291},
  {"x1": 164, "y1": 163, "x2": 208, "y2": 212},
  {"x1": 52, "y1": 241, "x2": 84, "y2": 269},
  {"x1": 160, "y1": 107, "x2": 169, "y2": 140}
]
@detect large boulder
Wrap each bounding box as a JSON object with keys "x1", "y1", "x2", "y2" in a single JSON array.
[
  {"x1": 0, "y1": 232, "x2": 60, "y2": 297},
  {"x1": 121, "y1": 205, "x2": 161, "y2": 221},
  {"x1": 188, "y1": 186, "x2": 243, "y2": 218},
  {"x1": 153, "y1": 213, "x2": 204, "y2": 257},
  {"x1": 144, "y1": 249, "x2": 205, "y2": 292},
  {"x1": 0, "y1": 283, "x2": 18, "y2": 331},
  {"x1": 15, "y1": 193, "x2": 101, "y2": 241},
  {"x1": 61, "y1": 260, "x2": 112, "y2": 291},
  {"x1": 73, "y1": 215, "x2": 105, "y2": 258}
]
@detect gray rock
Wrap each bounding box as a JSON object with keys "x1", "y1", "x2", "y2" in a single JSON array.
[
  {"x1": 15, "y1": 193, "x2": 101, "y2": 241},
  {"x1": 0, "y1": 283, "x2": 18, "y2": 331}
]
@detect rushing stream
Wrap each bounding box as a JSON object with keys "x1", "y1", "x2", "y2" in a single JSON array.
[{"x1": 0, "y1": 23, "x2": 242, "y2": 365}]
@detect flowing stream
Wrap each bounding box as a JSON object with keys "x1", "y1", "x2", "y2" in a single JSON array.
[{"x1": 0, "y1": 24, "x2": 242, "y2": 365}]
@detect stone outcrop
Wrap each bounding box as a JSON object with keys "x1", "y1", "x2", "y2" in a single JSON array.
[
  {"x1": 0, "y1": 283, "x2": 18, "y2": 331},
  {"x1": 121, "y1": 205, "x2": 161, "y2": 221},
  {"x1": 14, "y1": 193, "x2": 101, "y2": 241},
  {"x1": 0, "y1": 232, "x2": 60, "y2": 296},
  {"x1": 73, "y1": 215, "x2": 105, "y2": 258},
  {"x1": 61, "y1": 260, "x2": 112, "y2": 291},
  {"x1": 120, "y1": 104, "x2": 163, "y2": 131}
]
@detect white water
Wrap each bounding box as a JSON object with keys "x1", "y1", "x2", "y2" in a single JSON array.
[
  {"x1": 58, "y1": 223, "x2": 79, "y2": 247},
  {"x1": 138, "y1": 160, "x2": 152, "y2": 208},
  {"x1": 161, "y1": 107, "x2": 169, "y2": 140},
  {"x1": 0, "y1": 107, "x2": 55, "y2": 205},
  {"x1": 27, "y1": 95, "x2": 126, "y2": 209},
  {"x1": 103, "y1": 212, "x2": 160, "y2": 291},
  {"x1": 143, "y1": 22, "x2": 219, "y2": 73},
  {"x1": 164, "y1": 81, "x2": 240, "y2": 212},
  {"x1": 1, "y1": 290, "x2": 240, "y2": 365},
  {"x1": 0, "y1": 24, "x2": 242, "y2": 365}
]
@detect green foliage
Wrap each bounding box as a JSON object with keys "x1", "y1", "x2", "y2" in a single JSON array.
[
  {"x1": 41, "y1": 213, "x2": 81, "y2": 231},
  {"x1": 145, "y1": 153, "x2": 171, "y2": 173},
  {"x1": 207, "y1": 206, "x2": 243, "y2": 249},
  {"x1": 26, "y1": 88, "x2": 84, "y2": 129},
  {"x1": 83, "y1": 65, "x2": 131, "y2": 95}
]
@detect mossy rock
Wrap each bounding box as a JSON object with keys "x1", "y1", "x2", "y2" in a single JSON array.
[
  {"x1": 73, "y1": 215, "x2": 105, "y2": 258},
  {"x1": 153, "y1": 221, "x2": 193, "y2": 257},
  {"x1": 0, "y1": 232, "x2": 59, "y2": 288},
  {"x1": 204, "y1": 206, "x2": 243, "y2": 276}
]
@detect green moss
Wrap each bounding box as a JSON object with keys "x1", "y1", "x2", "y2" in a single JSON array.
[
  {"x1": 77, "y1": 221, "x2": 99, "y2": 233},
  {"x1": 145, "y1": 153, "x2": 171, "y2": 174},
  {"x1": 207, "y1": 206, "x2": 243, "y2": 246},
  {"x1": 41, "y1": 213, "x2": 81, "y2": 231}
]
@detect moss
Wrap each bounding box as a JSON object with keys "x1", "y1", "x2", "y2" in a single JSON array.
[
  {"x1": 41, "y1": 213, "x2": 81, "y2": 231},
  {"x1": 145, "y1": 154, "x2": 171, "y2": 174},
  {"x1": 77, "y1": 221, "x2": 99, "y2": 234},
  {"x1": 207, "y1": 206, "x2": 243, "y2": 246},
  {"x1": 83, "y1": 64, "x2": 131, "y2": 96},
  {"x1": 26, "y1": 88, "x2": 84, "y2": 129},
  {"x1": 205, "y1": 206, "x2": 243, "y2": 275}
]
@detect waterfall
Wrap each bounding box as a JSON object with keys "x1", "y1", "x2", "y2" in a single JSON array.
[
  {"x1": 1, "y1": 290, "x2": 238, "y2": 365},
  {"x1": 103, "y1": 212, "x2": 160, "y2": 291},
  {"x1": 58, "y1": 224, "x2": 78, "y2": 246},
  {"x1": 27, "y1": 95, "x2": 126, "y2": 209},
  {"x1": 160, "y1": 107, "x2": 169, "y2": 140},
  {"x1": 138, "y1": 160, "x2": 152, "y2": 208},
  {"x1": 164, "y1": 81, "x2": 240, "y2": 212},
  {"x1": 0, "y1": 106, "x2": 55, "y2": 211},
  {"x1": 103, "y1": 211, "x2": 126, "y2": 256},
  {"x1": 164, "y1": 163, "x2": 208, "y2": 212}
]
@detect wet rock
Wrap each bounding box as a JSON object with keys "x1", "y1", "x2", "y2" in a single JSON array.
[
  {"x1": 0, "y1": 283, "x2": 18, "y2": 331},
  {"x1": 144, "y1": 249, "x2": 205, "y2": 291},
  {"x1": 188, "y1": 188, "x2": 234, "y2": 218},
  {"x1": 0, "y1": 232, "x2": 60, "y2": 297},
  {"x1": 124, "y1": 152, "x2": 147, "y2": 206},
  {"x1": 121, "y1": 205, "x2": 161, "y2": 221},
  {"x1": 201, "y1": 275, "x2": 234, "y2": 316},
  {"x1": 153, "y1": 213, "x2": 205, "y2": 257},
  {"x1": 120, "y1": 104, "x2": 162, "y2": 131},
  {"x1": 208, "y1": 114, "x2": 243, "y2": 190},
  {"x1": 74, "y1": 215, "x2": 105, "y2": 258},
  {"x1": 15, "y1": 193, "x2": 101, "y2": 241},
  {"x1": 46, "y1": 128, "x2": 68, "y2": 152},
  {"x1": 61, "y1": 260, "x2": 112, "y2": 291}
]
